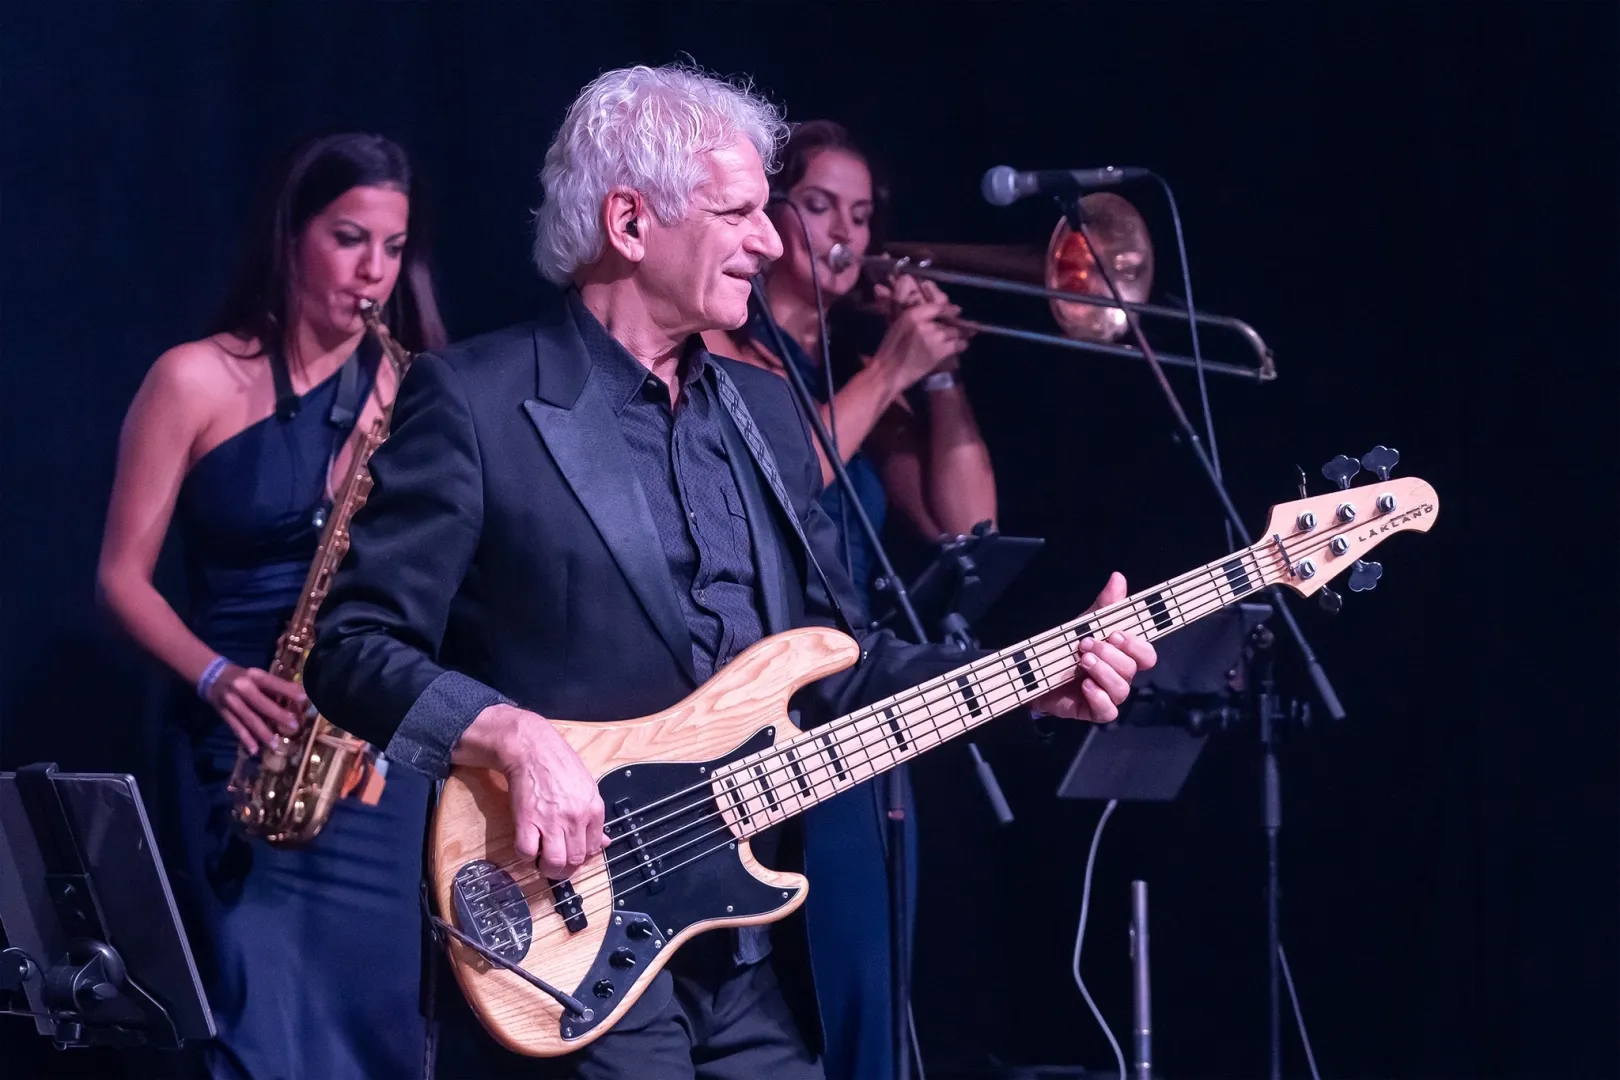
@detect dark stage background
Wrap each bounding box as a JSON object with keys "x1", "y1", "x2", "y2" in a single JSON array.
[{"x1": 3, "y1": 4, "x2": 1617, "y2": 1079}]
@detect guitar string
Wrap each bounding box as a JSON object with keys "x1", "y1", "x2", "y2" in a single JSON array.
[
  {"x1": 464, "y1": 536, "x2": 1295, "y2": 921},
  {"x1": 458, "y1": 597, "x2": 1100, "y2": 911},
  {"x1": 462, "y1": 524, "x2": 1335, "y2": 911},
  {"x1": 468, "y1": 528, "x2": 1299, "y2": 893},
  {"x1": 471, "y1": 571, "x2": 1286, "y2": 930},
  {"x1": 570, "y1": 518, "x2": 1346, "y2": 842},
  {"x1": 576, "y1": 527, "x2": 1308, "y2": 835},
  {"x1": 473, "y1": 574, "x2": 1277, "y2": 943},
  {"x1": 456, "y1": 610, "x2": 1089, "y2": 939},
  {"x1": 461, "y1": 514, "x2": 1393, "y2": 928},
  {"x1": 471, "y1": 570, "x2": 1166, "y2": 901},
  {"x1": 469, "y1": 532, "x2": 1280, "y2": 892},
  {"x1": 580, "y1": 503, "x2": 1391, "y2": 837}
]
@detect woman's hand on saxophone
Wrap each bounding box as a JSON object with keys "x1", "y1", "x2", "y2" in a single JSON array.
[{"x1": 208, "y1": 665, "x2": 307, "y2": 753}]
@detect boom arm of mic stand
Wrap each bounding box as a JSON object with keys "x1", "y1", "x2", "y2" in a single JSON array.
[{"x1": 1059, "y1": 200, "x2": 1346, "y2": 721}]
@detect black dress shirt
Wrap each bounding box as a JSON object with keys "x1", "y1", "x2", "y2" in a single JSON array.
[
  {"x1": 571, "y1": 292, "x2": 765, "y2": 684},
  {"x1": 571, "y1": 292, "x2": 777, "y2": 963}
]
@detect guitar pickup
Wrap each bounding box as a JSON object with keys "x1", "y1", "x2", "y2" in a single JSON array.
[
  {"x1": 611, "y1": 798, "x2": 664, "y2": 895},
  {"x1": 550, "y1": 879, "x2": 588, "y2": 933}
]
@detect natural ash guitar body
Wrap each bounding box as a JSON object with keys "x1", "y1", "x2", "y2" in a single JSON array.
[{"x1": 430, "y1": 625, "x2": 861, "y2": 1057}]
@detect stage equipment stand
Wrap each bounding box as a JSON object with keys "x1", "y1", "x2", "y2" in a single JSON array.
[
  {"x1": 1058, "y1": 602, "x2": 1270, "y2": 1080},
  {"x1": 1055, "y1": 182, "x2": 1339, "y2": 1080},
  {"x1": 0, "y1": 762, "x2": 213, "y2": 1051},
  {"x1": 1130, "y1": 879, "x2": 1152, "y2": 1080},
  {"x1": 749, "y1": 278, "x2": 1025, "y2": 1080}
]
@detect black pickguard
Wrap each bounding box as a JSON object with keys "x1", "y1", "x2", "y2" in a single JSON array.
[{"x1": 559, "y1": 726, "x2": 798, "y2": 1042}]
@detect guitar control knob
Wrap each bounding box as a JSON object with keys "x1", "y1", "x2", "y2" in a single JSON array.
[
  {"x1": 610, "y1": 948, "x2": 637, "y2": 969},
  {"x1": 594, "y1": 979, "x2": 615, "y2": 999},
  {"x1": 626, "y1": 919, "x2": 655, "y2": 940}
]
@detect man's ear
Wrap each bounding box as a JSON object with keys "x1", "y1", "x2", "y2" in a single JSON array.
[{"x1": 602, "y1": 188, "x2": 646, "y2": 262}]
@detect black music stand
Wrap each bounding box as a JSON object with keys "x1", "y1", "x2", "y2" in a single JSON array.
[
  {"x1": 0, "y1": 763, "x2": 213, "y2": 1050},
  {"x1": 877, "y1": 526, "x2": 1043, "y2": 828},
  {"x1": 876, "y1": 525, "x2": 1045, "y2": 649},
  {"x1": 1057, "y1": 602, "x2": 1272, "y2": 803}
]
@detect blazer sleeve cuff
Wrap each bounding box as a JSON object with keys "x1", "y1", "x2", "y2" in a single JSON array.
[{"x1": 383, "y1": 670, "x2": 513, "y2": 779}]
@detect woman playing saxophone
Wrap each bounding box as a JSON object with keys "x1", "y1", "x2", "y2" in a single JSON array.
[{"x1": 96, "y1": 131, "x2": 445, "y2": 1080}]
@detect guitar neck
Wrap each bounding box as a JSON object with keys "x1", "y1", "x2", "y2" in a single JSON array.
[{"x1": 713, "y1": 538, "x2": 1285, "y2": 834}]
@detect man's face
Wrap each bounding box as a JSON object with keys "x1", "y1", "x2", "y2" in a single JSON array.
[{"x1": 639, "y1": 138, "x2": 784, "y2": 335}]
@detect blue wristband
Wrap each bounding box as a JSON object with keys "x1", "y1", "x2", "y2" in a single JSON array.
[{"x1": 197, "y1": 655, "x2": 229, "y2": 701}]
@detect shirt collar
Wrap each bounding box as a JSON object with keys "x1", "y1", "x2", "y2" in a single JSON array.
[{"x1": 567, "y1": 289, "x2": 711, "y2": 415}]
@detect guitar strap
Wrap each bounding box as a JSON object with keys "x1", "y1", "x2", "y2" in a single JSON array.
[{"x1": 709, "y1": 363, "x2": 856, "y2": 640}]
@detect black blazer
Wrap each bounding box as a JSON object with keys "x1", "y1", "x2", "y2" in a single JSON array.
[{"x1": 304, "y1": 297, "x2": 970, "y2": 781}]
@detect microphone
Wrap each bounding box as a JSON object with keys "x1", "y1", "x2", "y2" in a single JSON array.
[{"x1": 980, "y1": 164, "x2": 1151, "y2": 207}]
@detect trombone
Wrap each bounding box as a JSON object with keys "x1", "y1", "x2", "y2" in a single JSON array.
[{"x1": 840, "y1": 192, "x2": 1276, "y2": 382}]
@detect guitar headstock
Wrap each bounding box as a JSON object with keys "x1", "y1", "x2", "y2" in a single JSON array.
[{"x1": 1256, "y1": 450, "x2": 1438, "y2": 599}]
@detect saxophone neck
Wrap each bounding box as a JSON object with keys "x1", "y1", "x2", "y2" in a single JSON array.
[{"x1": 358, "y1": 298, "x2": 413, "y2": 376}]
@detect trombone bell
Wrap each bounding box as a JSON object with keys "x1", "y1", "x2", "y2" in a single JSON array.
[
  {"x1": 867, "y1": 192, "x2": 1275, "y2": 381},
  {"x1": 1045, "y1": 192, "x2": 1154, "y2": 343}
]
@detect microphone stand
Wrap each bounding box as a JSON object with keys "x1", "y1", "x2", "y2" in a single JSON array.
[
  {"x1": 1057, "y1": 188, "x2": 1342, "y2": 1080},
  {"x1": 749, "y1": 277, "x2": 1008, "y2": 1080}
]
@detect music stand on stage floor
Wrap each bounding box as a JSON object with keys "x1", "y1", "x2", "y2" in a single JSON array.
[
  {"x1": 0, "y1": 762, "x2": 213, "y2": 1050},
  {"x1": 1052, "y1": 602, "x2": 1272, "y2": 1080},
  {"x1": 1058, "y1": 602, "x2": 1273, "y2": 803}
]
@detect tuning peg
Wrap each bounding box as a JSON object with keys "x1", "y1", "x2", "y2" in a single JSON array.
[
  {"x1": 1347, "y1": 559, "x2": 1383, "y2": 593},
  {"x1": 1317, "y1": 586, "x2": 1343, "y2": 614},
  {"x1": 1360, "y1": 445, "x2": 1399, "y2": 481},
  {"x1": 1295, "y1": 465, "x2": 1308, "y2": 499},
  {"x1": 1321, "y1": 454, "x2": 1361, "y2": 491}
]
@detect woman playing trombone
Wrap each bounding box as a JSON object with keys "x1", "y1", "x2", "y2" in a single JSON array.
[{"x1": 705, "y1": 118, "x2": 998, "y2": 1080}]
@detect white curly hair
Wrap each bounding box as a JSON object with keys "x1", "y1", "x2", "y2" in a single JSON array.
[{"x1": 532, "y1": 64, "x2": 788, "y2": 285}]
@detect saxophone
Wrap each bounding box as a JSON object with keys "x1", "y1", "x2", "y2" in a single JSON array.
[{"x1": 227, "y1": 299, "x2": 413, "y2": 846}]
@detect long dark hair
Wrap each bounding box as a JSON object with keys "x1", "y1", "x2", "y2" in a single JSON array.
[
  {"x1": 769, "y1": 120, "x2": 892, "y2": 366},
  {"x1": 210, "y1": 131, "x2": 446, "y2": 359},
  {"x1": 768, "y1": 119, "x2": 891, "y2": 258}
]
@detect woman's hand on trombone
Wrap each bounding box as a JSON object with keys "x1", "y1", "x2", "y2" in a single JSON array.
[{"x1": 868, "y1": 273, "x2": 975, "y2": 393}]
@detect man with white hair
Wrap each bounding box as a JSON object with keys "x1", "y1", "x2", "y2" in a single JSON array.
[{"x1": 306, "y1": 64, "x2": 1152, "y2": 1078}]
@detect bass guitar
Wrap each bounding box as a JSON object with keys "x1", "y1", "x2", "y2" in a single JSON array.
[{"x1": 431, "y1": 470, "x2": 1437, "y2": 1055}]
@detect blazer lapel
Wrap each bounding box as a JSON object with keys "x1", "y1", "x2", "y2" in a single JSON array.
[{"x1": 522, "y1": 315, "x2": 696, "y2": 683}]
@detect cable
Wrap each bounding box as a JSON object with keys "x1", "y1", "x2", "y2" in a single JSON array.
[
  {"x1": 772, "y1": 194, "x2": 915, "y2": 1079},
  {"x1": 771, "y1": 197, "x2": 855, "y2": 580},
  {"x1": 1072, "y1": 798, "x2": 1125, "y2": 1080},
  {"x1": 1151, "y1": 172, "x2": 1231, "y2": 552},
  {"x1": 907, "y1": 1001, "x2": 928, "y2": 1080},
  {"x1": 1278, "y1": 943, "x2": 1323, "y2": 1080}
]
